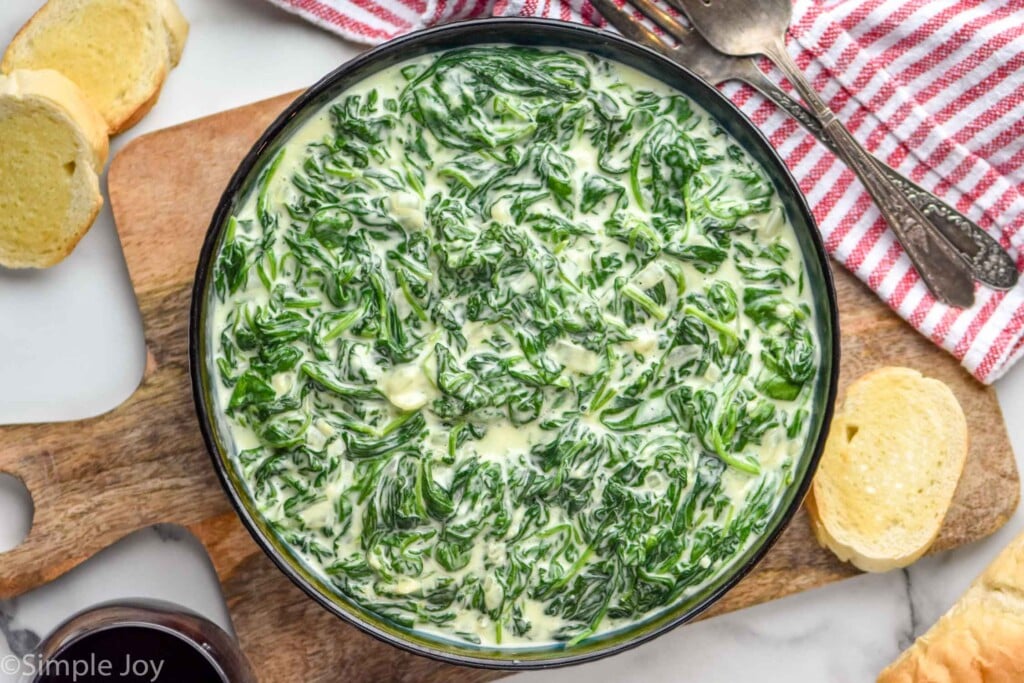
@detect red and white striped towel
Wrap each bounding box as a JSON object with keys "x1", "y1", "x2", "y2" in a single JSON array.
[{"x1": 265, "y1": 0, "x2": 1024, "y2": 384}]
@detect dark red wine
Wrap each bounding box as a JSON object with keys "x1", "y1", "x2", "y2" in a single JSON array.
[{"x1": 37, "y1": 626, "x2": 225, "y2": 683}]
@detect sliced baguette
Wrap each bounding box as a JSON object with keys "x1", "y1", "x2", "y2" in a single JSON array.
[
  {"x1": 806, "y1": 367, "x2": 968, "y2": 573},
  {"x1": 0, "y1": 69, "x2": 108, "y2": 268},
  {"x1": 878, "y1": 531, "x2": 1024, "y2": 683},
  {"x1": 1, "y1": 0, "x2": 189, "y2": 134}
]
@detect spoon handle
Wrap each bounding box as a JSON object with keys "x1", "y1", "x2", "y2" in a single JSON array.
[
  {"x1": 742, "y1": 67, "x2": 1018, "y2": 291},
  {"x1": 763, "y1": 42, "x2": 977, "y2": 307}
]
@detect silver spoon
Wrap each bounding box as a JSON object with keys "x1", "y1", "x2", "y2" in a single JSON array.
[
  {"x1": 588, "y1": 0, "x2": 1018, "y2": 291},
  {"x1": 672, "y1": 0, "x2": 979, "y2": 307}
]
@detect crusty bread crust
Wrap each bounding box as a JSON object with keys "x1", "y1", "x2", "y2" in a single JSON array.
[
  {"x1": 0, "y1": 3, "x2": 47, "y2": 75},
  {"x1": 19, "y1": 190, "x2": 103, "y2": 269},
  {"x1": 107, "y1": 62, "x2": 168, "y2": 135},
  {"x1": 0, "y1": 69, "x2": 107, "y2": 268},
  {"x1": 808, "y1": 367, "x2": 968, "y2": 573},
  {"x1": 0, "y1": 68, "x2": 108, "y2": 166},
  {"x1": 1, "y1": 0, "x2": 188, "y2": 135},
  {"x1": 109, "y1": 0, "x2": 188, "y2": 134},
  {"x1": 157, "y1": 0, "x2": 190, "y2": 66},
  {"x1": 878, "y1": 533, "x2": 1024, "y2": 683}
]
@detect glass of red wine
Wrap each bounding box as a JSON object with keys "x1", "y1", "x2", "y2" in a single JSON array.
[{"x1": 23, "y1": 600, "x2": 257, "y2": 683}]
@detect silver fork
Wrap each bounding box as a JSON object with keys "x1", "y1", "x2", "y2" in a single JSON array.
[{"x1": 590, "y1": 0, "x2": 1019, "y2": 298}]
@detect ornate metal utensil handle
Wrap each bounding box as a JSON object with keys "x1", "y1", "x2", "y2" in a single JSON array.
[
  {"x1": 590, "y1": 0, "x2": 1012, "y2": 297},
  {"x1": 749, "y1": 72, "x2": 1017, "y2": 291},
  {"x1": 763, "y1": 43, "x2": 976, "y2": 307}
]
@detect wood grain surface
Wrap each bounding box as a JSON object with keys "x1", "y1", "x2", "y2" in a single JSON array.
[{"x1": 0, "y1": 92, "x2": 1017, "y2": 682}]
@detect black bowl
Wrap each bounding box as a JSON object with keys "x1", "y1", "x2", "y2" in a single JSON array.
[{"x1": 190, "y1": 17, "x2": 840, "y2": 669}]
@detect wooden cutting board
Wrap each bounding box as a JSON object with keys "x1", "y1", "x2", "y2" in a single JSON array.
[{"x1": 0, "y1": 92, "x2": 1018, "y2": 682}]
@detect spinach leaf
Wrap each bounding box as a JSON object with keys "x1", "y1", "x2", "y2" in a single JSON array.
[{"x1": 211, "y1": 45, "x2": 820, "y2": 646}]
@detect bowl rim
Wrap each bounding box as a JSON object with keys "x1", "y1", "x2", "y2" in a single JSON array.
[{"x1": 189, "y1": 16, "x2": 841, "y2": 670}]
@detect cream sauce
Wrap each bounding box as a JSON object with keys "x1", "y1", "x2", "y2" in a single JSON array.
[{"x1": 209, "y1": 46, "x2": 820, "y2": 647}]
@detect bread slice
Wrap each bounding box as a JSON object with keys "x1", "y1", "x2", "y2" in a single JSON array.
[
  {"x1": 878, "y1": 531, "x2": 1024, "y2": 682},
  {"x1": 0, "y1": 69, "x2": 109, "y2": 268},
  {"x1": 1, "y1": 0, "x2": 189, "y2": 134},
  {"x1": 806, "y1": 367, "x2": 968, "y2": 573}
]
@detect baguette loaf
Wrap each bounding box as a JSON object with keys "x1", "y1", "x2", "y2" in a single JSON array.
[
  {"x1": 806, "y1": 367, "x2": 968, "y2": 572},
  {"x1": 1, "y1": 0, "x2": 189, "y2": 134},
  {"x1": 0, "y1": 68, "x2": 108, "y2": 268},
  {"x1": 878, "y1": 531, "x2": 1024, "y2": 682}
]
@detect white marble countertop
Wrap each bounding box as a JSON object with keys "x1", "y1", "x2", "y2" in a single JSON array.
[{"x1": 0, "y1": 1, "x2": 1021, "y2": 681}]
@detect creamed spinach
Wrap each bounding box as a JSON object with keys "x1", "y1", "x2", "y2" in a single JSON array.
[{"x1": 210, "y1": 46, "x2": 820, "y2": 646}]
